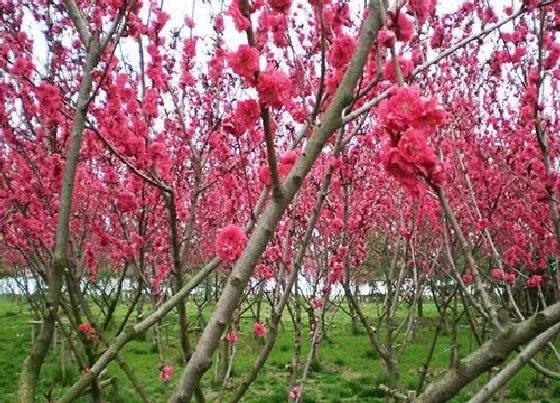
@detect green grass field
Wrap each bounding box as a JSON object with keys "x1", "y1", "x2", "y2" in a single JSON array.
[{"x1": 1, "y1": 296, "x2": 559, "y2": 402}]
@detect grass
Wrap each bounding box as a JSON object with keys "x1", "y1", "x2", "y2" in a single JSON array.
[{"x1": 0, "y1": 296, "x2": 559, "y2": 402}]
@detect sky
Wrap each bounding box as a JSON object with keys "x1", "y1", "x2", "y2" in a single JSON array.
[{"x1": 23, "y1": 0, "x2": 520, "y2": 78}]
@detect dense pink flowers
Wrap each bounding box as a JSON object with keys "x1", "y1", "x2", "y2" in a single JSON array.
[
  {"x1": 258, "y1": 165, "x2": 271, "y2": 185},
  {"x1": 491, "y1": 268, "x2": 504, "y2": 280},
  {"x1": 268, "y1": 0, "x2": 292, "y2": 12},
  {"x1": 378, "y1": 29, "x2": 396, "y2": 47},
  {"x1": 383, "y1": 57, "x2": 414, "y2": 82},
  {"x1": 215, "y1": 224, "x2": 248, "y2": 262},
  {"x1": 257, "y1": 70, "x2": 293, "y2": 109},
  {"x1": 394, "y1": 12, "x2": 414, "y2": 42},
  {"x1": 151, "y1": 264, "x2": 171, "y2": 297},
  {"x1": 278, "y1": 150, "x2": 298, "y2": 178},
  {"x1": 253, "y1": 322, "x2": 267, "y2": 337},
  {"x1": 117, "y1": 191, "x2": 138, "y2": 212},
  {"x1": 526, "y1": 275, "x2": 543, "y2": 288},
  {"x1": 504, "y1": 273, "x2": 517, "y2": 285},
  {"x1": 159, "y1": 366, "x2": 174, "y2": 382},
  {"x1": 328, "y1": 35, "x2": 356, "y2": 69},
  {"x1": 462, "y1": 273, "x2": 473, "y2": 284},
  {"x1": 378, "y1": 86, "x2": 447, "y2": 192},
  {"x1": 234, "y1": 99, "x2": 260, "y2": 132},
  {"x1": 397, "y1": 128, "x2": 436, "y2": 173},
  {"x1": 227, "y1": 45, "x2": 259, "y2": 82},
  {"x1": 378, "y1": 87, "x2": 446, "y2": 133},
  {"x1": 409, "y1": 0, "x2": 436, "y2": 23},
  {"x1": 384, "y1": 147, "x2": 417, "y2": 179},
  {"x1": 378, "y1": 87, "x2": 424, "y2": 132},
  {"x1": 383, "y1": 129, "x2": 438, "y2": 192},
  {"x1": 78, "y1": 323, "x2": 93, "y2": 336},
  {"x1": 226, "y1": 0, "x2": 250, "y2": 31}
]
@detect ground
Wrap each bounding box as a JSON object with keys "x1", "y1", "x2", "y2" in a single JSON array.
[{"x1": 1, "y1": 296, "x2": 559, "y2": 402}]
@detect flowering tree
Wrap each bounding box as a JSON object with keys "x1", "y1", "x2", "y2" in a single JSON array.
[{"x1": 2, "y1": 0, "x2": 560, "y2": 401}]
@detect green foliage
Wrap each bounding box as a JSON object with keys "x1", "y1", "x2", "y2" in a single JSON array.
[
  {"x1": 552, "y1": 383, "x2": 560, "y2": 398},
  {"x1": 509, "y1": 381, "x2": 529, "y2": 400},
  {"x1": 0, "y1": 297, "x2": 559, "y2": 402}
]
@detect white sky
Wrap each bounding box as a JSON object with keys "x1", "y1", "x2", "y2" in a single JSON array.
[{"x1": 24, "y1": 0, "x2": 518, "y2": 78}]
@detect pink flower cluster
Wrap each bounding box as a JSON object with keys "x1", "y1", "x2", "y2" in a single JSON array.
[
  {"x1": 526, "y1": 275, "x2": 543, "y2": 288},
  {"x1": 289, "y1": 386, "x2": 300, "y2": 400},
  {"x1": 215, "y1": 224, "x2": 247, "y2": 262},
  {"x1": 310, "y1": 298, "x2": 323, "y2": 309},
  {"x1": 226, "y1": 0, "x2": 250, "y2": 32},
  {"x1": 226, "y1": 331, "x2": 239, "y2": 343},
  {"x1": 409, "y1": 0, "x2": 436, "y2": 23},
  {"x1": 328, "y1": 35, "x2": 356, "y2": 69},
  {"x1": 258, "y1": 150, "x2": 299, "y2": 186},
  {"x1": 491, "y1": 268, "x2": 517, "y2": 284},
  {"x1": 159, "y1": 365, "x2": 174, "y2": 382},
  {"x1": 78, "y1": 322, "x2": 93, "y2": 336},
  {"x1": 268, "y1": 0, "x2": 292, "y2": 13},
  {"x1": 257, "y1": 70, "x2": 293, "y2": 109},
  {"x1": 378, "y1": 87, "x2": 446, "y2": 132},
  {"x1": 234, "y1": 99, "x2": 260, "y2": 133},
  {"x1": 383, "y1": 57, "x2": 414, "y2": 82},
  {"x1": 253, "y1": 322, "x2": 267, "y2": 337},
  {"x1": 151, "y1": 263, "x2": 170, "y2": 297},
  {"x1": 227, "y1": 45, "x2": 259, "y2": 83},
  {"x1": 378, "y1": 87, "x2": 446, "y2": 193}
]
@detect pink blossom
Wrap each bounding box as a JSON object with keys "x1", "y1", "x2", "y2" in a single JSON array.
[
  {"x1": 78, "y1": 323, "x2": 93, "y2": 336},
  {"x1": 504, "y1": 273, "x2": 517, "y2": 285},
  {"x1": 258, "y1": 165, "x2": 271, "y2": 186},
  {"x1": 328, "y1": 35, "x2": 356, "y2": 69},
  {"x1": 383, "y1": 57, "x2": 414, "y2": 82},
  {"x1": 226, "y1": 331, "x2": 239, "y2": 343},
  {"x1": 378, "y1": 29, "x2": 396, "y2": 47},
  {"x1": 383, "y1": 147, "x2": 417, "y2": 179},
  {"x1": 226, "y1": 1, "x2": 250, "y2": 32},
  {"x1": 394, "y1": 12, "x2": 414, "y2": 42},
  {"x1": 491, "y1": 268, "x2": 504, "y2": 280},
  {"x1": 462, "y1": 274, "x2": 473, "y2": 284},
  {"x1": 159, "y1": 366, "x2": 174, "y2": 382},
  {"x1": 289, "y1": 387, "x2": 301, "y2": 400},
  {"x1": 216, "y1": 224, "x2": 248, "y2": 262},
  {"x1": 268, "y1": 0, "x2": 292, "y2": 12},
  {"x1": 526, "y1": 275, "x2": 543, "y2": 288},
  {"x1": 331, "y1": 217, "x2": 344, "y2": 230},
  {"x1": 253, "y1": 322, "x2": 267, "y2": 337},
  {"x1": 117, "y1": 191, "x2": 138, "y2": 212},
  {"x1": 409, "y1": 0, "x2": 436, "y2": 23},
  {"x1": 279, "y1": 150, "x2": 298, "y2": 178},
  {"x1": 310, "y1": 298, "x2": 323, "y2": 309},
  {"x1": 257, "y1": 70, "x2": 293, "y2": 109},
  {"x1": 398, "y1": 128, "x2": 436, "y2": 174},
  {"x1": 378, "y1": 87, "x2": 425, "y2": 132},
  {"x1": 234, "y1": 99, "x2": 260, "y2": 132},
  {"x1": 227, "y1": 45, "x2": 259, "y2": 83}
]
